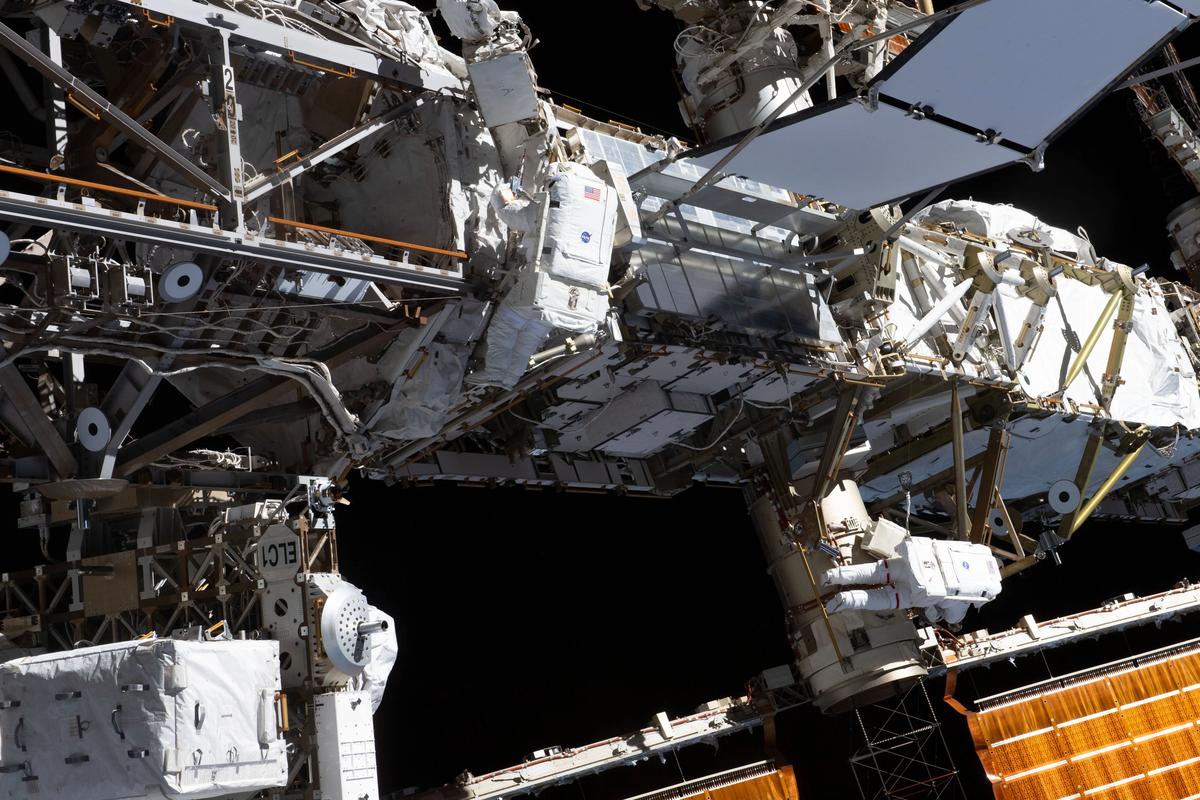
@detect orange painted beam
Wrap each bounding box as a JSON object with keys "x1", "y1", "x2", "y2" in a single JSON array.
[
  {"x1": 267, "y1": 216, "x2": 467, "y2": 260},
  {"x1": 0, "y1": 163, "x2": 217, "y2": 212}
]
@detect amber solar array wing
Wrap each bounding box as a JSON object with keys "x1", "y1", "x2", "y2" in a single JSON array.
[{"x1": 964, "y1": 641, "x2": 1200, "y2": 799}]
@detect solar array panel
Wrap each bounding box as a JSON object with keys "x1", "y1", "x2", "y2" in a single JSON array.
[{"x1": 969, "y1": 641, "x2": 1200, "y2": 799}]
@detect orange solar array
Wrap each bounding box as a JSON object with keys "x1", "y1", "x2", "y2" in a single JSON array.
[
  {"x1": 631, "y1": 763, "x2": 801, "y2": 800},
  {"x1": 965, "y1": 642, "x2": 1200, "y2": 800},
  {"x1": 687, "y1": 767, "x2": 800, "y2": 800}
]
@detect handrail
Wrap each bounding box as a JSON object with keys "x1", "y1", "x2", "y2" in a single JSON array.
[
  {"x1": 0, "y1": 163, "x2": 218, "y2": 212},
  {"x1": 0, "y1": 164, "x2": 470, "y2": 261},
  {"x1": 267, "y1": 216, "x2": 468, "y2": 260}
]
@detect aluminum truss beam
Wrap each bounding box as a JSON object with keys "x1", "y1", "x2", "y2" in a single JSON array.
[
  {"x1": 113, "y1": 323, "x2": 403, "y2": 476},
  {"x1": 107, "y1": 0, "x2": 461, "y2": 92},
  {"x1": 413, "y1": 698, "x2": 765, "y2": 800},
  {"x1": 0, "y1": 364, "x2": 77, "y2": 479},
  {"x1": 0, "y1": 21, "x2": 230, "y2": 200},
  {"x1": 242, "y1": 99, "x2": 424, "y2": 203},
  {"x1": 0, "y1": 188, "x2": 465, "y2": 291},
  {"x1": 924, "y1": 581, "x2": 1200, "y2": 674}
]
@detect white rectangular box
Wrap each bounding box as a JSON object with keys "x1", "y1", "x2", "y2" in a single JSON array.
[
  {"x1": 1184, "y1": 524, "x2": 1200, "y2": 553},
  {"x1": 467, "y1": 52, "x2": 539, "y2": 127},
  {"x1": 313, "y1": 690, "x2": 379, "y2": 800},
  {"x1": 0, "y1": 638, "x2": 287, "y2": 799},
  {"x1": 556, "y1": 380, "x2": 713, "y2": 458}
]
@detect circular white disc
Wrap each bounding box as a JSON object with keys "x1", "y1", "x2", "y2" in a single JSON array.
[
  {"x1": 1048, "y1": 479, "x2": 1081, "y2": 514},
  {"x1": 319, "y1": 584, "x2": 372, "y2": 676},
  {"x1": 987, "y1": 509, "x2": 1008, "y2": 537},
  {"x1": 76, "y1": 407, "x2": 111, "y2": 453},
  {"x1": 159, "y1": 261, "x2": 203, "y2": 303}
]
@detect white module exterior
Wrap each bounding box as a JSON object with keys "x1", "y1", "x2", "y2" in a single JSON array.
[
  {"x1": 314, "y1": 690, "x2": 380, "y2": 800},
  {"x1": 0, "y1": 639, "x2": 287, "y2": 800},
  {"x1": 1018, "y1": 279, "x2": 1200, "y2": 428},
  {"x1": 677, "y1": 27, "x2": 810, "y2": 141},
  {"x1": 912, "y1": 200, "x2": 1088, "y2": 257},
  {"x1": 887, "y1": 200, "x2": 1200, "y2": 432}
]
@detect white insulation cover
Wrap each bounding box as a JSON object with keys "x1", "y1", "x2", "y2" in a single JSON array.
[
  {"x1": 1008, "y1": 276, "x2": 1200, "y2": 429},
  {"x1": 372, "y1": 342, "x2": 468, "y2": 439},
  {"x1": 338, "y1": 0, "x2": 444, "y2": 64},
  {"x1": 888, "y1": 201, "x2": 1200, "y2": 430},
  {"x1": 436, "y1": 0, "x2": 505, "y2": 42},
  {"x1": 356, "y1": 607, "x2": 398, "y2": 713},
  {"x1": 913, "y1": 199, "x2": 1087, "y2": 257},
  {"x1": 0, "y1": 638, "x2": 287, "y2": 800}
]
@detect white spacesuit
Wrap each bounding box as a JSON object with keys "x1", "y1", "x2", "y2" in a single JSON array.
[
  {"x1": 820, "y1": 536, "x2": 1002, "y2": 625},
  {"x1": 475, "y1": 164, "x2": 617, "y2": 388}
]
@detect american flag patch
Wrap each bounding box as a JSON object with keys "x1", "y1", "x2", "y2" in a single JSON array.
[{"x1": 583, "y1": 185, "x2": 602, "y2": 201}]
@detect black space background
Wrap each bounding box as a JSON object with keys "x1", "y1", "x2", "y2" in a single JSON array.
[{"x1": 7, "y1": 2, "x2": 1200, "y2": 799}]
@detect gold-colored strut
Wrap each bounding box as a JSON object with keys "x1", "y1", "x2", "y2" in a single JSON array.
[
  {"x1": 1061, "y1": 289, "x2": 1123, "y2": 391},
  {"x1": 1069, "y1": 437, "x2": 1148, "y2": 536},
  {"x1": 0, "y1": 162, "x2": 217, "y2": 211},
  {"x1": 799, "y1": 501, "x2": 850, "y2": 672},
  {"x1": 1100, "y1": 291, "x2": 1136, "y2": 405},
  {"x1": 949, "y1": 382, "x2": 969, "y2": 539},
  {"x1": 1057, "y1": 427, "x2": 1105, "y2": 540},
  {"x1": 810, "y1": 386, "x2": 864, "y2": 504},
  {"x1": 968, "y1": 427, "x2": 1011, "y2": 545}
]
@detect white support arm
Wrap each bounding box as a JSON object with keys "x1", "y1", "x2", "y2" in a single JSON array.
[
  {"x1": 413, "y1": 698, "x2": 766, "y2": 800},
  {"x1": 926, "y1": 582, "x2": 1200, "y2": 674}
]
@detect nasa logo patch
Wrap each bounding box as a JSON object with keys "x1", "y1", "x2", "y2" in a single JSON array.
[{"x1": 581, "y1": 231, "x2": 592, "y2": 244}]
